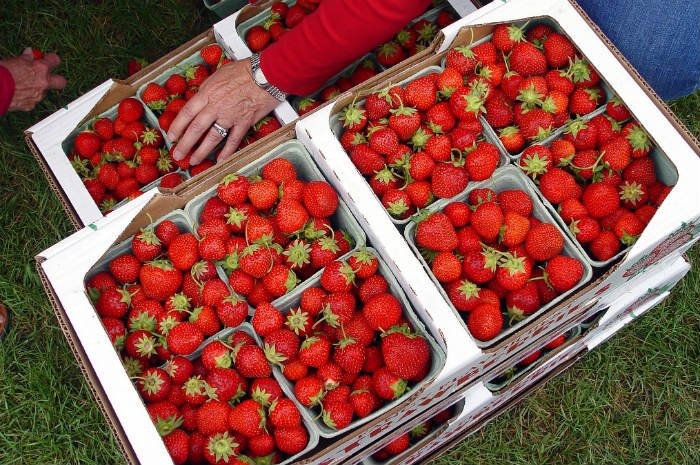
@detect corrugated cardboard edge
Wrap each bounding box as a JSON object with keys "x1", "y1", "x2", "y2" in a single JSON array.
[
  {"x1": 34, "y1": 256, "x2": 139, "y2": 465},
  {"x1": 424, "y1": 348, "x2": 587, "y2": 465},
  {"x1": 25, "y1": 132, "x2": 84, "y2": 231}
]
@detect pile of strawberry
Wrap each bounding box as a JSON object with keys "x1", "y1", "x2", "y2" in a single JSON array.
[
  {"x1": 518, "y1": 103, "x2": 672, "y2": 262},
  {"x1": 336, "y1": 70, "x2": 502, "y2": 221},
  {"x1": 87, "y1": 217, "x2": 249, "y2": 375},
  {"x1": 487, "y1": 330, "x2": 568, "y2": 389},
  {"x1": 294, "y1": 58, "x2": 381, "y2": 116},
  {"x1": 139, "y1": 43, "x2": 283, "y2": 170},
  {"x1": 411, "y1": 183, "x2": 586, "y2": 342},
  {"x1": 140, "y1": 328, "x2": 312, "y2": 464},
  {"x1": 444, "y1": 21, "x2": 606, "y2": 156},
  {"x1": 254, "y1": 250, "x2": 434, "y2": 433},
  {"x1": 140, "y1": 43, "x2": 232, "y2": 133},
  {"x1": 69, "y1": 96, "x2": 185, "y2": 213},
  {"x1": 374, "y1": 6, "x2": 456, "y2": 68},
  {"x1": 245, "y1": 0, "x2": 323, "y2": 52},
  {"x1": 196, "y1": 156, "x2": 358, "y2": 307},
  {"x1": 371, "y1": 405, "x2": 455, "y2": 462}
]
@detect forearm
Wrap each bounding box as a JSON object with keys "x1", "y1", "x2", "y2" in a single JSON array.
[
  {"x1": 0, "y1": 64, "x2": 16, "y2": 116},
  {"x1": 260, "y1": 0, "x2": 432, "y2": 96}
]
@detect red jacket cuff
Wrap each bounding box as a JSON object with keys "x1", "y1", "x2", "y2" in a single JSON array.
[{"x1": 0, "y1": 64, "x2": 15, "y2": 116}]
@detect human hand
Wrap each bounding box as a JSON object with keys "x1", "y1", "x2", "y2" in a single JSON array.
[
  {"x1": 166, "y1": 57, "x2": 280, "y2": 166},
  {"x1": 0, "y1": 48, "x2": 67, "y2": 112}
]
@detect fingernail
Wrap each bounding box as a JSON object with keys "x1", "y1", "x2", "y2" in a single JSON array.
[
  {"x1": 172, "y1": 148, "x2": 182, "y2": 161},
  {"x1": 167, "y1": 132, "x2": 175, "y2": 141}
]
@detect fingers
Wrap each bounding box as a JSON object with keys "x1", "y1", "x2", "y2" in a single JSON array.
[
  {"x1": 167, "y1": 97, "x2": 211, "y2": 159},
  {"x1": 42, "y1": 53, "x2": 62, "y2": 68},
  {"x1": 189, "y1": 125, "x2": 230, "y2": 166},
  {"x1": 217, "y1": 124, "x2": 249, "y2": 163},
  {"x1": 48, "y1": 74, "x2": 67, "y2": 90}
]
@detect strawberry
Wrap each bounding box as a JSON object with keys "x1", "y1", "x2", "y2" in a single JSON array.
[
  {"x1": 228, "y1": 399, "x2": 266, "y2": 438},
  {"x1": 471, "y1": 201, "x2": 504, "y2": 243},
  {"x1": 492, "y1": 23, "x2": 525, "y2": 52},
  {"x1": 117, "y1": 97, "x2": 143, "y2": 123},
  {"x1": 141, "y1": 82, "x2": 169, "y2": 111},
  {"x1": 545, "y1": 255, "x2": 583, "y2": 293},
  {"x1": 505, "y1": 281, "x2": 541, "y2": 321},
  {"x1": 200, "y1": 43, "x2": 224, "y2": 68},
  {"x1": 606, "y1": 96, "x2": 631, "y2": 122},
  {"x1": 582, "y1": 182, "x2": 620, "y2": 219},
  {"x1": 404, "y1": 75, "x2": 437, "y2": 111},
  {"x1": 445, "y1": 45, "x2": 478, "y2": 76},
  {"x1": 518, "y1": 108, "x2": 554, "y2": 141},
  {"x1": 168, "y1": 233, "x2": 200, "y2": 271},
  {"x1": 431, "y1": 162, "x2": 469, "y2": 199},
  {"x1": 589, "y1": 229, "x2": 621, "y2": 261},
  {"x1": 622, "y1": 122, "x2": 652, "y2": 158},
  {"x1": 294, "y1": 375, "x2": 325, "y2": 408},
  {"x1": 525, "y1": 222, "x2": 564, "y2": 261},
  {"x1": 498, "y1": 126, "x2": 525, "y2": 154},
  {"x1": 414, "y1": 212, "x2": 458, "y2": 252},
  {"x1": 167, "y1": 321, "x2": 204, "y2": 355},
  {"x1": 74, "y1": 131, "x2": 101, "y2": 158},
  {"x1": 371, "y1": 367, "x2": 407, "y2": 401},
  {"x1": 362, "y1": 292, "x2": 402, "y2": 331},
  {"x1": 251, "y1": 302, "x2": 284, "y2": 338},
  {"x1": 376, "y1": 41, "x2": 406, "y2": 68},
  {"x1": 543, "y1": 32, "x2": 576, "y2": 68},
  {"x1": 509, "y1": 42, "x2": 547, "y2": 77},
  {"x1": 466, "y1": 303, "x2": 503, "y2": 341},
  {"x1": 465, "y1": 141, "x2": 500, "y2": 181},
  {"x1": 234, "y1": 343, "x2": 271, "y2": 378},
  {"x1": 202, "y1": 432, "x2": 241, "y2": 465},
  {"x1": 381, "y1": 326, "x2": 430, "y2": 382},
  {"x1": 322, "y1": 400, "x2": 354, "y2": 430},
  {"x1": 538, "y1": 167, "x2": 579, "y2": 205},
  {"x1": 126, "y1": 57, "x2": 146, "y2": 76},
  {"x1": 302, "y1": 181, "x2": 338, "y2": 218},
  {"x1": 613, "y1": 211, "x2": 644, "y2": 245},
  {"x1": 246, "y1": 25, "x2": 270, "y2": 52},
  {"x1": 139, "y1": 259, "x2": 183, "y2": 301},
  {"x1": 601, "y1": 136, "x2": 632, "y2": 171},
  {"x1": 197, "y1": 400, "x2": 231, "y2": 436},
  {"x1": 273, "y1": 425, "x2": 309, "y2": 455},
  {"x1": 567, "y1": 56, "x2": 600, "y2": 88},
  {"x1": 569, "y1": 87, "x2": 603, "y2": 116}
]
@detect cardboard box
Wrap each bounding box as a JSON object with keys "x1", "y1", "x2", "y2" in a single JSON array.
[
  {"x1": 35, "y1": 127, "x2": 456, "y2": 465},
  {"x1": 356, "y1": 254, "x2": 690, "y2": 465},
  {"x1": 295, "y1": 0, "x2": 700, "y2": 405},
  {"x1": 25, "y1": 22, "x2": 297, "y2": 230}
]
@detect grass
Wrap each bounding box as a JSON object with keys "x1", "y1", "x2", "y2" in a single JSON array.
[{"x1": 0, "y1": 1, "x2": 697, "y2": 464}]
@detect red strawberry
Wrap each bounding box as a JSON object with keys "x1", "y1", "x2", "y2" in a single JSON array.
[
  {"x1": 200, "y1": 43, "x2": 224, "y2": 68},
  {"x1": 465, "y1": 141, "x2": 500, "y2": 181},
  {"x1": 139, "y1": 259, "x2": 183, "y2": 301},
  {"x1": 371, "y1": 367, "x2": 407, "y2": 401},
  {"x1": 582, "y1": 182, "x2": 620, "y2": 219},
  {"x1": 466, "y1": 303, "x2": 503, "y2": 341},
  {"x1": 543, "y1": 32, "x2": 576, "y2": 68},
  {"x1": 167, "y1": 321, "x2": 204, "y2": 355},
  {"x1": 525, "y1": 222, "x2": 564, "y2": 262},
  {"x1": 376, "y1": 41, "x2": 406, "y2": 67},
  {"x1": 273, "y1": 425, "x2": 309, "y2": 455},
  {"x1": 414, "y1": 212, "x2": 458, "y2": 252},
  {"x1": 117, "y1": 97, "x2": 143, "y2": 123},
  {"x1": 545, "y1": 255, "x2": 583, "y2": 293},
  {"x1": 509, "y1": 42, "x2": 547, "y2": 77},
  {"x1": 299, "y1": 180, "x2": 337, "y2": 219},
  {"x1": 431, "y1": 162, "x2": 469, "y2": 199},
  {"x1": 381, "y1": 326, "x2": 430, "y2": 382}
]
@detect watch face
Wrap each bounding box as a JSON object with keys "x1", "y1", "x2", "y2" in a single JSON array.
[{"x1": 254, "y1": 67, "x2": 267, "y2": 85}]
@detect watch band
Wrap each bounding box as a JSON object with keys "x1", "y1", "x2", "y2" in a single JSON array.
[{"x1": 250, "y1": 53, "x2": 288, "y2": 102}]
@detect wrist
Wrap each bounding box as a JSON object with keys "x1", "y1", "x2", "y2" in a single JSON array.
[{"x1": 249, "y1": 53, "x2": 288, "y2": 102}]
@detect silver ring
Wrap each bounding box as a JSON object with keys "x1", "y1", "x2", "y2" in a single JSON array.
[{"x1": 212, "y1": 122, "x2": 229, "y2": 138}]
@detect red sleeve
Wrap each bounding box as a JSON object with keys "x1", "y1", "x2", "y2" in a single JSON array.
[
  {"x1": 0, "y1": 64, "x2": 15, "y2": 116},
  {"x1": 260, "y1": 0, "x2": 433, "y2": 96}
]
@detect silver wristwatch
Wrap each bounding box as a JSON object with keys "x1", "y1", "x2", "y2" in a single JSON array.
[{"x1": 250, "y1": 53, "x2": 288, "y2": 102}]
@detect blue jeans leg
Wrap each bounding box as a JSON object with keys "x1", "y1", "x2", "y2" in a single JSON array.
[{"x1": 576, "y1": 0, "x2": 700, "y2": 100}]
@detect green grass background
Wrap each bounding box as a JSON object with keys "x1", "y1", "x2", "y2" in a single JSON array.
[{"x1": 0, "y1": 1, "x2": 697, "y2": 464}]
